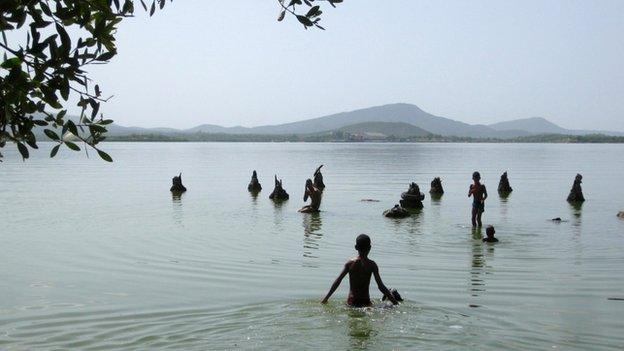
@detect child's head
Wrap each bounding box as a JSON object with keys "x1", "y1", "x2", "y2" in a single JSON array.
[
  {"x1": 355, "y1": 234, "x2": 371, "y2": 255},
  {"x1": 472, "y1": 171, "x2": 481, "y2": 182},
  {"x1": 486, "y1": 225, "x2": 495, "y2": 237}
]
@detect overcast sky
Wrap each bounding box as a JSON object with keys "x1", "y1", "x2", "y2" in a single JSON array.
[{"x1": 80, "y1": 0, "x2": 624, "y2": 131}]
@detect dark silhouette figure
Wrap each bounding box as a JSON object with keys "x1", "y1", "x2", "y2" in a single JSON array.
[
  {"x1": 299, "y1": 178, "x2": 322, "y2": 213},
  {"x1": 482, "y1": 225, "x2": 499, "y2": 243},
  {"x1": 269, "y1": 175, "x2": 289, "y2": 201},
  {"x1": 498, "y1": 171, "x2": 513, "y2": 194},
  {"x1": 469, "y1": 171, "x2": 488, "y2": 227},
  {"x1": 247, "y1": 170, "x2": 262, "y2": 192},
  {"x1": 429, "y1": 177, "x2": 444, "y2": 196},
  {"x1": 321, "y1": 234, "x2": 399, "y2": 307},
  {"x1": 170, "y1": 173, "x2": 187, "y2": 193},
  {"x1": 383, "y1": 204, "x2": 410, "y2": 218},
  {"x1": 567, "y1": 174, "x2": 585, "y2": 203},
  {"x1": 400, "y1": 182, "x2": 425, "y2": 208},
  {"x1": 313, "y1": 165, "x2": 325, "y2": 191}
]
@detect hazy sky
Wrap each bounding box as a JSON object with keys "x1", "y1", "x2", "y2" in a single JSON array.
[{"x1": 79, "y1": 0, "x2": 624, "y2": 130}]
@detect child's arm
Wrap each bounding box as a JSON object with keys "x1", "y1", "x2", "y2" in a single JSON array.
[
  {"x1": 482, "y1": 185, "x2": 488, "y2": 201},
  {"x1": 372, "y1": 263, "x2": 398, "y2": 305},
  {"x1": 321, "y1": 262, "x2": 350, "y2": 304},
  {"x1": 468, "y1": 184, "x2": 474, "y2": 197}
]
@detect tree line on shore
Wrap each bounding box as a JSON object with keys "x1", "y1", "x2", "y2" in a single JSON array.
[{"x1": 106, "y1": 131, "x2": 624, "y2": 143}]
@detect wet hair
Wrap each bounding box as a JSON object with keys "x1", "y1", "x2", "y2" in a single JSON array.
[
  {"x1": 305, "y1": 178, "x2": 313, "y2": 187},
  {"x1": 486, "y1": 225, "x2": 495, "y2": 236},
  {"x1": 355, "y1": 234, "x2": 371, "y2": 251},
  {"x1": 472, "y1": 171, "x2": 481, "y2": 181}
]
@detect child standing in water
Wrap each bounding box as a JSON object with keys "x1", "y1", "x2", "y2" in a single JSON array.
[
  {"x1": 321, "y1": 234, "x2": 398, "y2": 307},
  {"x1": 468, "y1": 171, "x2": 488, "y2": 227}
]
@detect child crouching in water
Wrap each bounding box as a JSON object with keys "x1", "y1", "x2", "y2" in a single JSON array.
[
  {"x1": 483, "y1": 225, "x2": 499, "y2": 243},
  {"x1": 321, "y1": 234, "x2": 399, "y2": 307}
]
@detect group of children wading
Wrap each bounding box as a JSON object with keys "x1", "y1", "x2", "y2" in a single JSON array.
[{"x1": 322, "y1": 171, "x2": 498, "y2": 307}]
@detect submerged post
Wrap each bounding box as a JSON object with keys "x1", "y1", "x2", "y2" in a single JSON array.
[
  {"x1": 313, "y1": 164, "x2": 325, "y2": 191},
  {"x1": 269, "y1": 175, "x2": 289, "y2": 201},
  {"x1": 566, "y1": 173, "x2": 585, "y2": 203},
  {"x1": 498, "y1": 171, "x2": 513, "y2": 194},
  {"x1": 400, "y1": 182, "x2": 425, "y2": 208},
  {"x1": 248, "y1": 170, "x2": 262, "y2": 192},
  {"x1": 170, "y1": 173, "x2": 187, "y2": 193},
  {"x1": 429, "y1": 177, "x2": 444, "y2": 196}
]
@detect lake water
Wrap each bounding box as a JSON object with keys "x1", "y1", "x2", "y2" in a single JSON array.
[{"x1": 1, "y1": 142, "x2": 624, "y2": 350}]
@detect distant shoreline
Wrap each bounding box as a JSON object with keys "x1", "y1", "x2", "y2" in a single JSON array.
[{"x1": 105, "y1": 132, "x2": 624, "y2": 144}]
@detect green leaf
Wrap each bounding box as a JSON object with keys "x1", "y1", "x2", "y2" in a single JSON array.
[
  {"x1": 97, "y1": 149, "x2": 113, "y2": 162},
  {"x1": 50, "y1": 144, "x2": 60, "y2": 158},
  {"x1": 44, "y1": 129, "x2": 60, "y2": 140},
  {"x1": 26, "y1": 140, "x2": 38, "y2": 149},
  {"x1": 306, "y1": 5, "x2": 320, "y2": 17},
  {"x1": 1, "y1": 57, "x2": 22, "y2": 69},
  {"x1": 55, "y1": 23, "x2": 71, "y2": 53},
  {"x1": 17, "y1": 142, "x2": 29, "y2": 160},
  {"x1": 297, "y1": 15, "x2": 313, "y2": 27},
  {"x1": 89, "y1": 124, "x2": 107, "y2": 133},
  {"x1": 65, "y1": 120, "x2": 79, "y2": 136},
  {"x1": 65, "y1": 141, "x2": 81, "y2": 151},
  {"x1": 96, "y1": 51, "x2": 116, "y2": 61}
]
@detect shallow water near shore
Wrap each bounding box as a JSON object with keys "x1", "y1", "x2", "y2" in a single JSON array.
[{"x1": 1, "y1": 142, "x2": 624, "y2": 350}]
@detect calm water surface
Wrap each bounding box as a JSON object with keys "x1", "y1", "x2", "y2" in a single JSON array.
[{"x1": 1, "y1": 142, "x2": 624, "y2": 350}]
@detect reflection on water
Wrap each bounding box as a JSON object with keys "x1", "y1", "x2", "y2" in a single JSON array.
[
  {"x1": 249, "y1": 190, "x2": 259, "y2": 203},
  {"x1": 387, "y1": 208, "x2": 423, "y2": 236},
  {"x1": 469, "y1": 226, "x2": 496, "y2": 308},
  {"x1": 171, "y1": 193, "x2": 184, "y2": 224},
  {"x1": 471, "y1": 227, "x2": 482, "y2": 240},
  {"x1": 430, "y1": 193, "x2": 443, "y2": 203},
  {"x1": 570, "y1": 202, "x2": 583, "y2": 219},
  {"x1": 470, "y1": 241, "x2": 485, "y2": 300},
  {"x1": 469, "y1": 227, "x2": 484, "y2": 308},
  {"x1": 405, "y1": 208, "x2": 424, "y2": 235},
  {"x1": 347, "y1": 310, "x2": 375, "y2": 350},
  {"x1": 499, "y1": 194, "x2": 509, "y2": 222},
  {"x1": 272, "y1": 199, "x2": 285, "y2": 228},
  {"x1": 570, "y1": 203, "x2": 583, "y2": 239},
  {"x1": 303, "y1": 213, "x2": 323, "y2": 261}
]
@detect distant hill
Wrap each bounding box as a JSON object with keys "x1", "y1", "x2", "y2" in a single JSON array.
[
  {"x1": 36, "y1": 103, "x2": 623, "y2": 139},
  {"x1": 339, "y1": 122, "x2": 431, "y2": 139},
  {"x1": 186, "y1": 124, "x2": 251, "y2": 134},
  {"x1": 489, "y1": 117, "x2": 569, "y2": 134},
  {"x1": 489, "y1": 116, "x2": 624, "y2": 136},
  {"x1": 245, "y1": 103, "x2": 501, "y2": 137}
]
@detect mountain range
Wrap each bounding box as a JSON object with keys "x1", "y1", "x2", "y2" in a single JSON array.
[{"x1": 97, "y1": 103, "x2": 624, "y2": 139}]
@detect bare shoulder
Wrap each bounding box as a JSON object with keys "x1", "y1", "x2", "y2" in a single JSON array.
[{"x1": 369, "y1": 259, "x2": 379, "y2": 270}]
